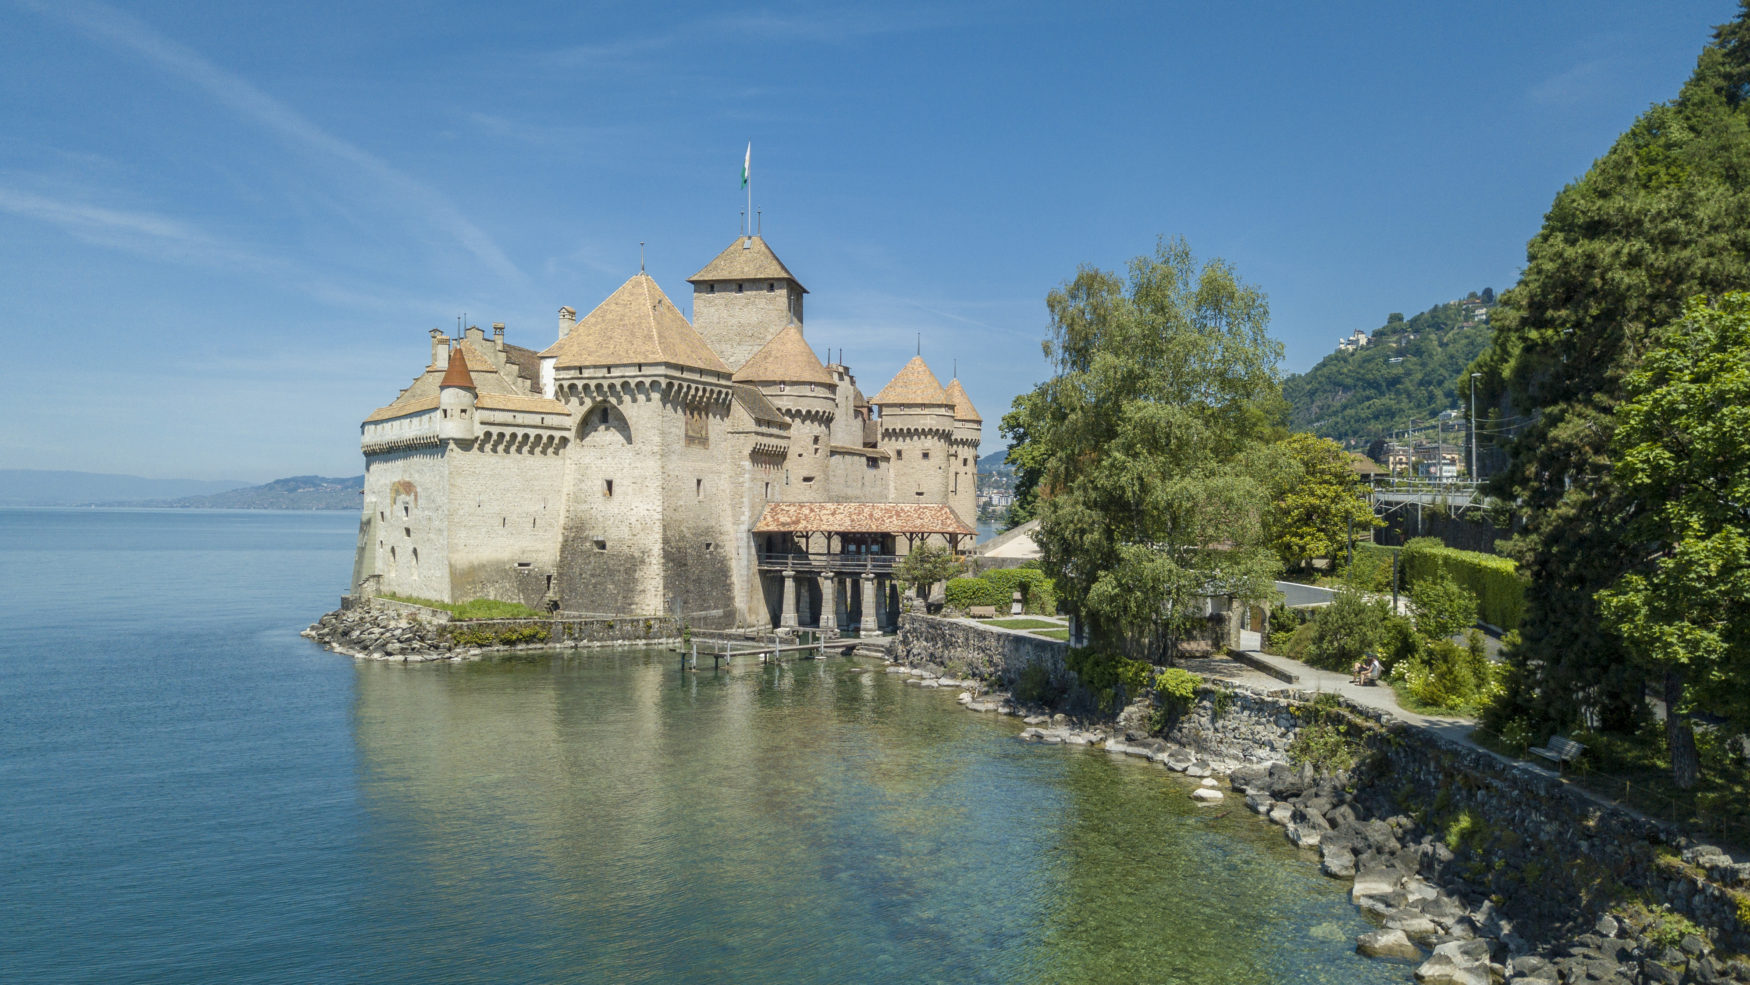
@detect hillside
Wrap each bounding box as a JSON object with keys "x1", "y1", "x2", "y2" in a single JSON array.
[
  {"x1": 123, "y1": 475, "x2": 364, "y2": 510},
  {"x1": 0, "y1": 469, "x2": 249, "y2": 507},
  {"x1": 1281, "y1": 295, "x2": 1496, "y2": 448}
]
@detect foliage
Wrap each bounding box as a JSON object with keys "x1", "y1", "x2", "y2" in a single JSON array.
[
  {"x1": 1342, "y1": 542, "x2": 1399, "y2": 593},
  {"x1": 1265, "y1": 432, "x2": 1381, "y2": 573},
  {"x1": 1280, "y1": 296, "x2": 1496, "y2": 447},
  {"x1": 1597, "y1": 293, "x2": 1750, "y2": 789},
  {"x1": 1444, "y1": 809, "x2": 1487, "y2": 853},
  {"x1": 379, "y1": 594, "x2": 542, "y2": 620},
  {"x1": 1409, "y1": 574, "x2": 1478, "y2": 641},
  {"x1": 943, "y1": 568, "x2": 1057, "y2": 613},
  {"x1": 447, "y1": 624, "x2": 552, "y2": 647},
  {"x1": 1153, "y1": 667, "x2": 1201, "y2": 713},
  {"x1": 1012, "y1": 662, "x2": 1062, "y2": 705},
  {"x1": 894, "y1": 541, "x2": 964, "y2": 597},
  {"x1": 986, "y1": 618, "x2": 1060, "y2": 630},
  {"x1": 1004, "y1": 236, "x2": 1286, "y2": 661},
  {"x1": 1399, "y1": 539, "x2": 1525, "y2": 630},
  {"x1": 1474, "y1": 10, "x2": 1750, "y2": 738},
  {"x1": 1392, "y1": 638, "x2": 1498, "y2": 716},
  {"x1": 1302, "y1": 586, "x2": 1391, "y2": 671},
  {"x1": 1288, "y1": 694, "x2": 1363, "y2": 773},
  {"x1": 1065, "y1": 647, "x2": 1153, "y2": 711}
]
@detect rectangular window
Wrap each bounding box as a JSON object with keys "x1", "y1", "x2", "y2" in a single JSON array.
[
  {"x1": 604, "y1": 479, "x2": 614, "y2": 497},
  {"x1": 696, "y1": 478, "x2": 703, "y2": 498},
  {"x1": 922, "y1": 451, "x2": 930, "y2": 460}
]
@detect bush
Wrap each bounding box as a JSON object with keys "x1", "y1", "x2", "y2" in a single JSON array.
[
  {"x1": 1303, "y1": 586, "x2": 1392, "y2": 671},
  {"x1": 1400, "y1": 539, "x2": 1525, "y2": 630},
  {"x1": 1288, "y1": 694, "x2": 1363, "y2": 773},
  {"x1": 1391, "y1": 637, "x2": 1496, "y2": 714},
  {"x1": 1343, "y1": 543, "x2": 1398, "y2": 592},
  {"x1": 944, "y1": 577, "x2": 1004, "y2": 609},
  {"x1": 1065, "y1": 647, "x2": 1152, "y2": 710},
  {"x1": 1410, "y1": 574, "x2": 1478, "y2": 641},
  {"x1": 944, "y1": 569, "x2": 1059, "y2": 614}
]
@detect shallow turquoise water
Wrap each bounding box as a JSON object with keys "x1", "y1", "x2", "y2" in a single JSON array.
[{"x1": 0, "y1": 509, "x2": 1408, "y2": 984}]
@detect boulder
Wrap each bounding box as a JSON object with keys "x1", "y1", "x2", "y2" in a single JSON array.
[
  {"x1": 1414, "y1": 939, "x2": 1493, "y2": 985},
  {"x1": 1320, "y1": 844, "x2": 1357, "y2": 878},
  {"x1": 1357, "y1": 928, "x2": 1423, "y2": 961},
  {"x1": 1190, "y1": 788, "x2": 1224, "y2": 803},
  {"x1": 1245, "y1": 792, "x2": 1274, "y2": 815},
  {"x1": 1352, "y1": 864, "x2": 1404, "y2": 902}
]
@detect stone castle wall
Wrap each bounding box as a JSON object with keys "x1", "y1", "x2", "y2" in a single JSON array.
[
  {"x1": 691, "y1": 280, "x2": 799, "y2": 372},
  {"x1": 362, "y1": 444, "x2": 451, "y2": 601}
]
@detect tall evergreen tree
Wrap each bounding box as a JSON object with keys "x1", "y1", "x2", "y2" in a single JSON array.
[{"x1": 1474, "y1": 4, "x2": 1750, "y2": 735}]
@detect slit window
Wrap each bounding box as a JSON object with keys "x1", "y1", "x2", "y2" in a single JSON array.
[
  {"x1": 696, "y1": 478, "x2": 703, "y2": 498},
  {"x1": 604, "y1": 479, "x2": 614, "y2": 497}
]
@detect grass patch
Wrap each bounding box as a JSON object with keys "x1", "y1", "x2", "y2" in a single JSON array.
[
  {"x1": 1031, "y1": 628, "x2": 1071, "y2": 641},
  {"x1": 378, "y1": 593, "x2": 541, "y2": 620},
  {"x1": 987, "y1": 618, "x2": 1061, "y2": 630}
]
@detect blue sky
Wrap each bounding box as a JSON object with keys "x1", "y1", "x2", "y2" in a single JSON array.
[{"x1": 0, "y1": 1, "x2": 1731, "y2": 481}]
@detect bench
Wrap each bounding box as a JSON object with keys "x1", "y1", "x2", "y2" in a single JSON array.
[
  {"x1": 1529, "y1": 735, "x2": 1586, "y2": 770},
  {"x1": 968, "y1": 606, "x2": 997, "y2": 619}
]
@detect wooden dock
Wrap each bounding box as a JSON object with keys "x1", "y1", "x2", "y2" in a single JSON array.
[{"x1": 676, "y1": 631, "x2": 831, "y2": 671}]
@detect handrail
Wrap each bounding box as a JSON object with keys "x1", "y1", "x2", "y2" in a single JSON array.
[{"x1": 755, "y1": 551, "x2": 899, "y2": 573}]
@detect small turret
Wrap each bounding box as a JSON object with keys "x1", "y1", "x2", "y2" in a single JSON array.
[{"x1": 438, "y1": 344, "x2": 478, "y2": 441}]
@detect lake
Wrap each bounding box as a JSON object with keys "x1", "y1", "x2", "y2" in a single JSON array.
[{"x1": 0, "y1": 509, "x2": 1406, "y2": 984}]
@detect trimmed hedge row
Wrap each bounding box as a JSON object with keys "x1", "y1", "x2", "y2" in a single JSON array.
[
  {"x1": 1400, "y1": 539, "x2": 1526, "y2": 631},
  {"x1": 945, "y1": 567, "x2": 1058, "y2": 614}
]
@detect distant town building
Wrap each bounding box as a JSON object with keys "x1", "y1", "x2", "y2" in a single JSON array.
[{"x1": 1337, "y1": 328, "x2": 1371, "y2": 353}]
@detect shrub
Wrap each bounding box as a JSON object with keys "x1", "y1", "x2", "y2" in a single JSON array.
[
  {"x1": 1343, "y1": 543, "x2": 1398, "y2": 592},
  {"x1": 1410, "y1": 574, "x2": 1478, "y2": 641},
  {"x1": 1400, "y1": 540, "x2": 1525, "y2": 630},
  {"x1": 1153, "y1": 667, "x2": 1200, "y2": 715},
  {"x1": 944, "y1": 577, "x2": 1004, "y2": 609},
  {"x1": 1391, "y1": 637, "x2": 1494, "y2": 714},
  {"x1": 1303, "y1": 586, "x2": 1392, "y2": 671},
  {"x1": 1288, "y1": 694, "x2": 1362, "y2": 773},
  {"x1": 1065, "y1": 647, "x2": 1152, "y2": 710},
  {"x1": 944, "y1": 569, "x2": 1059, "y2": 614}
]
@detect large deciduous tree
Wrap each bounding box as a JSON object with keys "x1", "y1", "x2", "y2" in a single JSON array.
[
  {"x1": 1473, "y1": 5, "x2": 1750, "y2": 736},
  {"x1": 1598, "y1": 294, "x2": 1750, "y2": 789},
  {"x1": 1006, "y1": 236, "x2": 1285, "y2": 662},
  {"x1": 1266, "y1": 432, "x2": 1380, "y2": 575}
]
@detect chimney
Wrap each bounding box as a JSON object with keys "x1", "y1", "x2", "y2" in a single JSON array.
[
  {"x1": 558, "y1": 306, "x2": 577, "y2": 341},
  {"x1": 492, "y1": 322, "x2": 505, "y2": 353},
  {"x1": 429, "y1": 328, "x2": 449, "y2": 368}
]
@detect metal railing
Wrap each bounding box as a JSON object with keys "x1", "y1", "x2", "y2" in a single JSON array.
[{"x1": 755, "y1": 551, "x2": 899, "y2": 574}]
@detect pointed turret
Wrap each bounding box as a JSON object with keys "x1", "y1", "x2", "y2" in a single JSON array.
[
  {"x1": 872, "y1": 356, "x2": 951, "y2": 409},
  {"x1": 440, "y1": 344, "x2": 476, "y2": 391},
  {"x1": 438, "y1": 344, "x2": 479, "y2": 441},
  {"x1": 734, "y1": 322, "x2": 834, "y2": 387},
  {"x1": 943, "y1": 378, "x2": 981, "y2": 423}
]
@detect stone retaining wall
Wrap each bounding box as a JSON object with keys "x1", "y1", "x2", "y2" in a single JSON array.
[
  {"x1": 892, "y1": 613, "x2": 1069, "y2": 692},
  {"x1": 304, "y1": 601, "x2": 680, "y2": 661}
]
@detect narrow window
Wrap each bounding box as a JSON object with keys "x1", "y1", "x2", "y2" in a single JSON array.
[
  {"x1": 696, "y1": 478, "x2": 703, "y2": 498},
  {"x1": 736, "y1": 282, "x2": 744, "y2": 293},
  {"x1": 516, "y1": 561, "x2": 532, "y2": 569},
  {"x1": 379, "y1": 511, "x2": 386, "y2": 521},
  {"x1": 709, "y1": 283, "x2": 716, "y2": 293},
  {"x1": 600, "y1": 407, "x2": 610, "y2": 425},
  {"x1": 764, "y1": 482, "x2": 771, "y2": 498},
  {"x1": 767, "y1": 282, "x2": 774, "y2": 292},
  {"x1": 403, "y1": 504, "x2": 409, "y2": 517},
  {"x1": 404, "y1": 527, "x2": 411, "y2": 538},
  {"x1": 922, "y1": 451, "x2": 930, "y2": 461},
  {"x1": 604, "y1": 479, "x2": 614, "y2": 497},
  {"x1": 705, "y1": 542, "x2": 714, "y2": 552},
  {"x1": 545, "y1": 574, "x2": 553, "y2": 592},
  {"x1": 895, "y1": 450, "x2": 903, "y2": 460},
  {"x1": 502, "y1": 517, "x2": 506, "y2": 527}
]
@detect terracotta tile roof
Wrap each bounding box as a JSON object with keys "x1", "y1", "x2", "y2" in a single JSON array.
[
  {"x1": 871, "y1": 355, "x2": 950, "y2": 406},
  {"x1": 943, "y1": 378, "x2": 982, "y2": 423},
  {"x1": 733, "y1": 322, "x2": 834, "y2": 386},
  {"x1": 367, "y1": 336, "x2": 569, "y2": 424},
  {"x1": 440, "y1": 346, "x2": 476, "y2": 390},
  {"x1": 686, "y1": 235, "x2": 807, "y2": 292},
  {"x1": 541, "y1": 273, "x2": 731, "y2": 375},
  {"x1": 753, "y1": 502, "x2": 975, "y2": 535}
]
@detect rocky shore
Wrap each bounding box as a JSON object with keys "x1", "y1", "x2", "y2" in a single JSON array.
[
  {"x1": 301, "y1": 600, "x2": 680, "y2": 661},
  {"x1": 887, "y1": 640, "x2": 1750, "y2": 985}
]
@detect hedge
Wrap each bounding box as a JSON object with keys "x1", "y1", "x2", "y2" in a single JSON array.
[
  {"x1": 944, "y1": 568, "x2": 1058, "y2": 614},
  {"x1": 1399, "y1": 539, "x2": 1526, "y2": 631}
]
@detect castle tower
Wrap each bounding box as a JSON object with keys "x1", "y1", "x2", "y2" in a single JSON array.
[
  {"x1": 943, "y1": 378, "x2": 982, "y2": 525},
  {"x1": 687, "y1": 235, "x2": 807, "y2": 372},
  {"x1": 734, "y1": 321, "x2": 837, "y2": 502},
  {"x1": 872, "y1": 356, "x2": 956, "y2": 508},
  {"x1": 436, "y1": 343, "x2": 478, "y2": 442}
]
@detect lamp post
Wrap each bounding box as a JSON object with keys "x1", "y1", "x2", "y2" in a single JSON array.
[{"x1": 1469, "y1": 372, "x2": 1481, "y2": 483}]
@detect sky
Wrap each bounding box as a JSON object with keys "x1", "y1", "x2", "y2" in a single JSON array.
[{"x1": 0, "y1": 0, "x2": 1734, "y2": 481}]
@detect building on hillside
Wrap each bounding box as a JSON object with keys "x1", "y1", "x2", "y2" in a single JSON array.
[
  {"x1": 349, "y1": 234, "x2": 981, "y2": 633},
  {"x1": 1337, "y1": 329, "x2": 1371, "y2": 353}
]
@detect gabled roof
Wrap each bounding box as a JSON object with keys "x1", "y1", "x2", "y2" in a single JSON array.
[
  {"x1": 686, "y1": 235, "x2": 807, "y2": 292},
  {"x1": 733, "y1": 322, "x2": 835, "y2": 386},
  {"x1": 731, "y1": 384, "x2": 791, "y2": 430},
  {"x1": 541, "y1": 273, "x2": 730, "y2": 375},
  {"x1": 943, "y1": 378, "x2": 981, "y2": 423},
  {"x1": 753, "y1": 502, "x2": 975, "y2": 536},
  {"x1": 871, "y1": 355, "x2": 950, "y2": 407},
  {"x1": 439, "y1": 346, "x2": 476, "y2": 390}
]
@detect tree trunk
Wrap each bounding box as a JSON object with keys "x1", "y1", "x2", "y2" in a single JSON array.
[{"x1": 1664, "y1": 670, "x2": 1700, "y2": 791}]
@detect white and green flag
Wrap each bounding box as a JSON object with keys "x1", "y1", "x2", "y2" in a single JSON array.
[{"x1": 741, "y1": 143, "x2": 750, "y2": 189}]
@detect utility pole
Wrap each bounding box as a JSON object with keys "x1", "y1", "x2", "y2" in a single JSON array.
[{"x1": 1470, "y1": 372, "x2": 1481, "y2": 484}]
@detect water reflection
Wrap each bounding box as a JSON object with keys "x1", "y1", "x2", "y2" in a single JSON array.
[{"x1": 348, "y1": 650, "x2": 1406, "y2": 985}]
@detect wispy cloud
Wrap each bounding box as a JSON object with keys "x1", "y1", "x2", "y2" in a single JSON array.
[
  {"x1": 18, "y1": 0, "x2": 525, "y2": 285},
  {"x1": 1529, "y1": 60, "x2": 1611, "y2": 107}
]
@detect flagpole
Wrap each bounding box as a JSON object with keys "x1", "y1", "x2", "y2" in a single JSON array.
[{"x1": 745, "y1": 142, "x2": 752, "y2": 244}]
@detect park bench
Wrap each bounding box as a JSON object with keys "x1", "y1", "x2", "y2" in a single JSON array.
[
  {"x1": 1529, "y1": 735, "x2": 1586, "y2": 770},
  {"x1": 968, "y1": 606, "x2": 997, "y2": 619}
]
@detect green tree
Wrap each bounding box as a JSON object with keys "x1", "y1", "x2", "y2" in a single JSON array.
[
  {"x1": 1409, "y1": 574, "x2": 1478, "y2": 642},
  {"x1": 894, "y1": 541, "x2": 964, "y2": 599},
  {"x1": 1598, "y1": 293, "x2": 1750, "y2": 789},
  {"x1": 1266, "y1": 432, "x2": 1380, "y2": 574},
  {"x1": 1473, "y1": 6, "x2": 1750, "y2": 738},
  {"x1": 1006, "y1": 236, "x2": 1285, "y2": 661},
  {"x1": 1304, "y1": 586, "x2": 1391, "y2": 672}
]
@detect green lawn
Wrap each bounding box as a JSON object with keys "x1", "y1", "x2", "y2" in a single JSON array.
[
  {"x1": 985, "y1": 617, "x2": 1061, "y2": 630},
  {"x1": 1031, "y1": 628, "x2": 1072, "y2": 641},
  {"x1": 377, "y1": 594, "x2": 542, "y2": 620}
]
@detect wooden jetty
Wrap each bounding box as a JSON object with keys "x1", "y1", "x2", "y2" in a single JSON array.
[{"x1": 676, "y1": 630, "x2": 831, "y2": 671}]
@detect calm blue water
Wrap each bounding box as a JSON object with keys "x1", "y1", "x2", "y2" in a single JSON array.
[{"x1": 0, "y1": 509, "x2": 1407, "y2": 984}]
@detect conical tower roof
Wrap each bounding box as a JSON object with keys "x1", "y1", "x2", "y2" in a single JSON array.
[
  {"x1": 733, "y1": 322, "x2": 834, "y2": 386},
  {"x1": 541, "y1": 272, "x2": 730, "y2": 375},
  {"x1": 687, "y1": 235, "x2": 807, "y2": 292},
  {"x1": 943, "y1": 379, "x2": 981, "y2": 423},
  {"x1": 439, "y1": 344, "x2": 476, "y2": 391},
  {"x1": 871, "y1": 355, "x2": 950, "y2": 407}
]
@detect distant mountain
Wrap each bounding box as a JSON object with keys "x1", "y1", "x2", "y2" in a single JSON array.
[
  {"x1": 121, "y1": 475, "x2": 365, "y2": 510},
  {"x1": 1281, "y1": 295, "x2": 1496, "y2": 449},
  {"x1": 977, "y1": 450, "x2": 1012, "y2": 474},
  {"x1": 0, "y1": 469, "x2": 250, "y2": 507}
]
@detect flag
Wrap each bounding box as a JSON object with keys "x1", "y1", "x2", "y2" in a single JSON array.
[{"x1": 741, "y1": 143, "x2": 750, "y2": 190}]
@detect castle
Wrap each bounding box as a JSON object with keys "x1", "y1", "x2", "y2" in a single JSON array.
[{"x1": 349, "y1": 234, "x2": 981, "y2": 632}]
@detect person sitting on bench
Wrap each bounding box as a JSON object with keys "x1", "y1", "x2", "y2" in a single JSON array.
[{"x1": 1352, "y1": 653, "x2": 1383, "y2": 686}]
